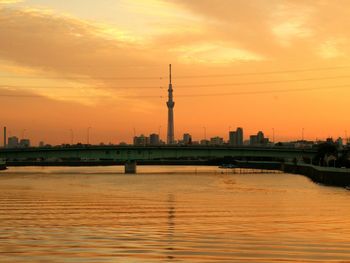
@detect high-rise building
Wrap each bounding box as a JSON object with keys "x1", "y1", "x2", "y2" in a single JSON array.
[
  {"x1": 257, "y1": 131, "x2": 264, "y2": 144},
  {"x1": 229, "y1": 131, "x2": 236, "y2": 145},
  {"x1": 133, "y1": 135, "x2": 149, "y2": 146},
  {"x1": 166, "y1": 64, "x2": 175, "y2": 144},
  {"x1": 250, "y1": 135, "x2": 258, "y2": 145},
  {"x1": 19, "y1": 139, "x2": 30, "y2": 148},
  {"x1": 210, "y1": 136, "x2": 224, "y2": 145},
  {"x1": 250, "y1": 131, "x2": 269, "y2": 145},
  {"x1": 229, "y1": 127, "x2": 243, "y2": 146},
  {"x1": 8, "y1": 136, "x2": 19, "y2": 148},
  {"x1": 236, "y1": 127, "x2": 244, "y2": 145},
  {"x1": 149, "y1": 133, "x2": 160, "y2": 145},
  {"x1": 183, "y1": 133, "x2": 192, "y2": 145}
]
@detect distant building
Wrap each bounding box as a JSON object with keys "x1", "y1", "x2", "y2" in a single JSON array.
[
  {"x1": 257, "y1": 131, "x2": 264, "y2": 144},
  {"x1": 229, "y1": 131, "x2": 236, "y2": 145},
  {"x1": 236, "y1": 127, "x2": 244, "y2": 145},
  {"x1": 249, "y1": 131, "x2": 269, "y2": 146},
  {"x1": 39, "y1": 141, "x2": 45, "y2": 147},
  {"x1": 210, "y1": 136, "x2": 224, "y2": 145},
  {"x1": 19, "y1": 139, "x2": 30, "y2": 148},
  {"x1": 8, "y1": 136, "x2": 19, "y2": 148},
  {"x1": 250, "y1": 135, "x2": 258, "y2": 145},
  {"x1": 133, "y1": 135, "x2": 149, "y2": 146},
  {"x1": 183, "y1": 133, "x2": 192, "y2": 145},
  {"x1": 200, "y1": 139, "x2": 209, "y2": 145},
  {"x1": 336, "y1": 137, "x2": 343, "y2": 148},
  {"x1": 149, "y1": 133, "x2": 160, "y2": 145},
  {"x1": 229, "y1": 127, "x2": 244, "y2": 146}
]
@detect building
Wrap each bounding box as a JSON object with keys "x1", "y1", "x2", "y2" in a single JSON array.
[
  {"x1": 200, "y1": 139, "x2": 209, "y2": 145},
  {"x1": 19, "y1": 139, "x2": 30, "y2": 148},
  {"x1": 166, "y1": 64, "x2": 175, "y2": 144},
  {"x1": 250, "y1": 131, "x2": 269, "y2": 145},
  {"x1": 257, "y1": 131, "x2": 264, "y2": 144},
  {"x1": 133, "y1": 135, "x2": 149, "y2": 146},
  {"x1": 229, "y1": 127, "x2": 244, "y2": 146},
  {"x1": 210, "y1": 136, "x2": 224, "y2": 145},
  {"x1": 149, "y1": 133, "x2": 160, "y2": 145},
  {"x1": 7, "y1": 136, "x2": 19, "y2": 148},
  {"x1": 39, "y1": 141, "x2": 45, "y2": 147},
  {"x1": 183, "y1": 133, "x2": 192, "y2": 145},
  {"x1": 229, "y1": 131, "x2": 236, "y2": 145},
  {"x1": 250, "y1": 135, "x2": 258, "y2": 145},
  {"x1": 236, "y1": 127, "x2": 244, "y2": 145}
]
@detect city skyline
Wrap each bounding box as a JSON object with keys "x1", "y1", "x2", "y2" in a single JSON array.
[{"x1": 1, "y1": 1, "x2": 350, "y2": 145}]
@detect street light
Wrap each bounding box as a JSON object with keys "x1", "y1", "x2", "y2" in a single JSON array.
[
  {"x1": 21, "y1": 129, "x2": 27, "y2": 139},
  {"x1": 87, "y1": 127, "x2": 92, "y2": 145},
  {"x1": 69, "y1": 129, "x2": 74, "y2": 145},
  {"x1": 203, "y1": 126, "x2": 207, "y2": 140},
  {"x1": 302, "y1": 128, "x2": 305, "y2": 141}
]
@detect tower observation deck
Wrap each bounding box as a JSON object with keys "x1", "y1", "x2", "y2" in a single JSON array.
[{"x1": 167, "y1": 64, "x2": 175, "y2": 144}]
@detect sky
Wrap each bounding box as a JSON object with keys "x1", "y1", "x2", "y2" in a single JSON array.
[{"x1": 1, "y1": 0, "x2": 350, "y2": 145}]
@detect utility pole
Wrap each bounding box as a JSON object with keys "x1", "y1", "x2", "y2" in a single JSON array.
[
  {"x1": 87, "y1": 127, "x2": 92, "y2": 145},
  {"x1": 70, "y1": 129, "x2": 74, "y2": 145}
]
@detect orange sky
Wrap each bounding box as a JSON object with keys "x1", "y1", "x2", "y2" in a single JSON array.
[{"x1": 0, "y1": 0, "x2": 350, "y2": 145}]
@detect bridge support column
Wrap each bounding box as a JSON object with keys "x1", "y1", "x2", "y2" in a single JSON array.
[{"x1": 125, "y1": 161, "x2": 137, "y2": 174}]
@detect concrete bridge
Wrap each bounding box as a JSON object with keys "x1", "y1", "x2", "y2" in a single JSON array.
[{"x1": 0, "y1": 145, "x2": 317, "y2": 173}]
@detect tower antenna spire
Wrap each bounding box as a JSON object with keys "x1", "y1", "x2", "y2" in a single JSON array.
[
  {"x1": 166, "y1": 64, "x2": 175, "y2": 144},
  {"x1": 169, "y1": 64, "x2": 172, "y2": 84}
]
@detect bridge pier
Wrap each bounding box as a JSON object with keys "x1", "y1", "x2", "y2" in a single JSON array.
[{"x1": 125, "y1": 161, "x2": 137, "y2": 174}]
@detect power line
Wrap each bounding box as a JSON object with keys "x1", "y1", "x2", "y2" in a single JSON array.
[
  {"x1": 0, "y1": 75, "x2": 163, "y2": 80},
  {"x1": 2, "y1": 75, "x2": 350, "y2": 90},
  {"x1": 176, "y1": 84, "x2": 350, "y2": 98},
  {"x1": 175, "y1": 66, "x2": 350, "y2": 79},
  {"x1": 177, "y1": 75, "x2": 350, "y2": 88},
  {"x1": 0, "y1": 65, "x2": 350, "y2": 80},
  {"x1": 0, "y1": 84, "x2": 349, "y2": 99}
]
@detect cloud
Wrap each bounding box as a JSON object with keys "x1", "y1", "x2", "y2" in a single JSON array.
[
  {"x1": 170, "y1": 0, "x2": 350, "y2": 60},
  {"x1": 0, "y1": 0, "x2": 23, "y2": 3},
  {"x1": 0, "y1": 6, "x2": 167, "y2": 106}
]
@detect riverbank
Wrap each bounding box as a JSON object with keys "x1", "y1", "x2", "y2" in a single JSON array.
[{"x1": 282, "y1": 163, "x2": 350, "y2": 187}]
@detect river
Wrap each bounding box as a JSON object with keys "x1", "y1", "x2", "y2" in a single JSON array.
[{"x1": 1, "y1": 166, "x2": 350, "y2": 262}]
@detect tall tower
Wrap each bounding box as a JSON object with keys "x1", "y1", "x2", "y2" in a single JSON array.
[{"x1": 167, "y1": 64, "x2": 175, "y2": 144}]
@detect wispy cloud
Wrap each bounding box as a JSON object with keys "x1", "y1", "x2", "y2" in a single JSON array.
[{"x1": 0, "y1": 0, "x2": 23, "y2": 4}]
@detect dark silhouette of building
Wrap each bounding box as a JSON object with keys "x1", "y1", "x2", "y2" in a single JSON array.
[
  {"x1": 229, "y1": 127, "x2": 244, "y2": 146},
  {"x1": 183, "y1": 133, "x2": 192, "y2": 145},
  {"x1": 149, "y1": 133, "x2": 160, "y2": 145}
]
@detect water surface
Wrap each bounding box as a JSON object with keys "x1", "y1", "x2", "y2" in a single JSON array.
[{"x1": 1, "y1": 166, "x2": 350, "y2": 262}]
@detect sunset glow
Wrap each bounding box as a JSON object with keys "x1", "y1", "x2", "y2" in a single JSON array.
[{"x1": 1, "y1": 0, "x2": 350, "y2": 145}]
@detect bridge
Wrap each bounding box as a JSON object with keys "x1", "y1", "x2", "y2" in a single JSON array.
[{"x1": 0, "y1": 145, "x2": 317, "y2": 173}]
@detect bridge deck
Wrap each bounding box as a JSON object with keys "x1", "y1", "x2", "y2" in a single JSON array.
[{"x1": 0, "y1": 145, "x2": 317, "y2": 162}]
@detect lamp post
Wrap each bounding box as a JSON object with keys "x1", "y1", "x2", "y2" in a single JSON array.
[
  {"x1": 302, "y1": 128, "x2": 305, "y2": 141},
  {"x1": 87, "y1": 127, "x2": 92, "y2": 145},
  {"x1": 203, "y1": 126, "x2": 207, "y2": 141},
  {"x1": 70, "y1": 129, "x2": 74, "y2": 145},
  {"x1": 21, "y1": 129, "x2": 26, "y2": 139}
]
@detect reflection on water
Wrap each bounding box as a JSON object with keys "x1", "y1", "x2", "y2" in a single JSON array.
[{"x1": 1, "y1": 166, "x2": 350, "y2": 262}]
